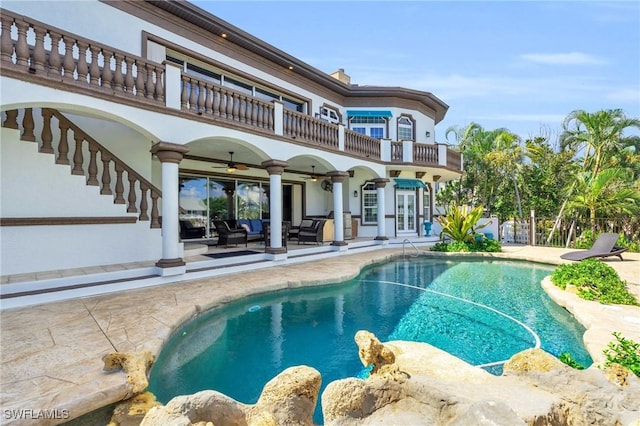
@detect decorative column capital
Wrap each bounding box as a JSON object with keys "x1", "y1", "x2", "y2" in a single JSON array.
[
  {"x1": 373, "y1": 178, "x2": 390, "y2": 189},
  {"x1": 261, "y1": 159, "x2": 288, "y2": 175},
  {"x1": 327, "y1": 171, "x2": 350, "y2": 183},
  {"x1": 150, "y1": 141, "x2": 189, "y2": 164}
]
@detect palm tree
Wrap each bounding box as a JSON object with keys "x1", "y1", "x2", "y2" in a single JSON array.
[
  {"x1": 560, "y1": 109, "x2": 640, "y2": 177},
  {"x1": 486, "y1": 130, "x2": 524, "y2": 219},
  {"x1": 567, "y1": 168, "x2": 640, "y2": 229}
]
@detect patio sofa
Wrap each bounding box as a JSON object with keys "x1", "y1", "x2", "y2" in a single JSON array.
[
  {"x1": 237, "y1": 219, "x2": 265, "y2": 242},
  {"x1": 212, "y1": 220, "x2": 248, "y2": 247}
]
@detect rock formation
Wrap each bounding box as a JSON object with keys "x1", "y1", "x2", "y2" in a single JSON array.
[
  {"x1": 140, "y1": 365, "x2": 321, "y2": 426},
  {"x1": 103, "y1": 350, "x2": 156, "y2": 395},
  {"x1": 321, "y1": 332, "x2": 640, "y2": 426}
]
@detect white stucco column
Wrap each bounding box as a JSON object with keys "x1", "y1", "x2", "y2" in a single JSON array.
[
  {"x1": 374, "y1": 178, "x2": 390, "y2": 242},
  {"x1": 150, "y1": 141, "x2": 189, "y2": 276},
  {"x1": 262, "y1": 159, "x2": 288, "y2": 255},
  {"x1": 327, "y1": 171, "x2": 349, "y2": 248}
]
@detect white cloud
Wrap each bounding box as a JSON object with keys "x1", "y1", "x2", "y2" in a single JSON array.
[
  {"x1": 606, "y1": 88, "x2": 640, "y2": 102},
  {"x1": 520, "y1": 52, "x2": 606, "y2": 65},
  {"x1": 471, "y1": 114, "x2": 568, "y2": 123}
]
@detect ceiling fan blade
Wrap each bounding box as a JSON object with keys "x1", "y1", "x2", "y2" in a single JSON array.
[{"x1": 236, "y1": 164, "x2": 249, "y2": 170}]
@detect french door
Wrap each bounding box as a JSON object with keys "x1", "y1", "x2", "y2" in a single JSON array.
[{"x1": 396, "y1": 191, "x2": 417, "y2": 234}]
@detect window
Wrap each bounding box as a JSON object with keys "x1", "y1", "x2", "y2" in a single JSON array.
[
  {"x1": 362, "y1": 182, "x2": 378, "y2": 224},
  {"x1": 319, "y1": 106, "x2": 341, "y2": 124},
  {"x1": 369, "y1": 127, "x2": 384, "y2": 139},
  {"x1": 398, "y1": 116, "x2": 414, "y2": 140},
  {"x1": 349, "y1": 116, "x2": 387, "y2": 139},
  {"x1": 423, "y1": 186, "x2": 431, "y2": 222}
]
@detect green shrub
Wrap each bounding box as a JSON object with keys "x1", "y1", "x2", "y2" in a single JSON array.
[
  {"x1": 575, "y1": 230, "x2": 596, "y2": 249},
  {"x1": 559, "y1": 352, "x2": 585, "y2": 370},
  {"x1": 436, "y1": 203, "x2": 489, "y2": 243},
  {"x1": 430, "y1": 238, "x2": 501, "y2": 253},
  {"x1": 602, "y1": 332, "x2": 640, "y2": 377},
  {"x1": 617, "y1": 234, "x2": 640, "y2": 253},
  {"x1": 551, "y1": 259, "x2": 638, "y2": 305}
]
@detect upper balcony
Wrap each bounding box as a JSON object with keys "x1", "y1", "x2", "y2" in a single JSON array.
[{"x1": 0, "y1": 8, "x2": 462, "y2": 174}]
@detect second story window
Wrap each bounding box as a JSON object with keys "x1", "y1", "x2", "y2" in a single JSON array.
[
  {"x1": 349, "y1": 116, "x2": 387, "y2": 139},
  {"x1": 319, "y1": 106, "x2": 341, "y2": 124},
  {"x1": 398, "y1": 116, "x2": 414, "y2": 141}
]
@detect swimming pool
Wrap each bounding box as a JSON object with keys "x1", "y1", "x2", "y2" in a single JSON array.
[{"x1": 148, "y1": 257, "x2": 592, "y2": 422}]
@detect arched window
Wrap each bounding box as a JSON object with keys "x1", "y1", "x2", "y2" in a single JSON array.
[{"x1": 397, "y1": 115, "x2": 414, "y2": 140}]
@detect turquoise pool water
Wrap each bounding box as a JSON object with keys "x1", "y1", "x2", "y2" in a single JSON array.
[{"x1": 149, "y1": 258, "x2": 592, "y2": 422}]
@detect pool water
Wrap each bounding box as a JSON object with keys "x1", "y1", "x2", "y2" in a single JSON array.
[{"x1": 148, "y1": 258, "x2": 592, "y2": 422}]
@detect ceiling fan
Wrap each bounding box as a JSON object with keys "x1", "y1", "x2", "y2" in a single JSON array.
[
  {"x1": 300, "y1": 165, "x2": 321, "y2": 182},
  {"x1": 212, "y1": 151, "x2": 249, "y2": 173}
]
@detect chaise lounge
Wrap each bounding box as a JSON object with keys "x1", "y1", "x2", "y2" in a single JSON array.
[{"x1": 560, "y1": 232, "x2": 628, "y2": 261}]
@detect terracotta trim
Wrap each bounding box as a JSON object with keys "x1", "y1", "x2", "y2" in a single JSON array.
[
  {"x1": 100, "y1": 1, "x2": 447, "y2": 122},
  {"x1": 261, "y1": 159, "x2": 288, "y2": 175},
  {"x1": 151, "y1": 141, "x2": 190, "y2": 163},
  {"x1": 0, "y1": 217, "x2": 138, "y2": 226},
  {"x1": 155, "y1": 257, "x2": 186, "y2": 268}
]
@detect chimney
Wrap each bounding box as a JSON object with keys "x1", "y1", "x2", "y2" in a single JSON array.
[{"x1": 330, "y1": 68, "x2": 351, "y2": 84}]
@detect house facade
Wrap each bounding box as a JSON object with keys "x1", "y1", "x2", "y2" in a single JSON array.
[{"x1": 0, "y1": 1, "x2": 462, "y2": 277}]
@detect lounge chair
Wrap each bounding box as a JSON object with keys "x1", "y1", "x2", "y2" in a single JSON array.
[
  {"x1": 179, "y1": 219, "x2": 206, "y2": 240},
  {"x1": 298, "y1": 219, "x2": 326, "y2": 245},
  {"x1": 560, "y1": 233, "x2": 628, "y2": 261},
  {"x1": 212, "y1": 220, "x2": 248, "y2": 247}
]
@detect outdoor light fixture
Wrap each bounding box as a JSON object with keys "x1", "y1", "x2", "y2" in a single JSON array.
[
  {"x1": 227, "y1": 166, "x2": 237, "y2": 173},
  {"x1": 310, "y1": 176, "x2": 318, "y2": 182},
  {"x1": 353, "y1": 190, "x2": 358, "y2": 198},
  {"x1": 425, "y1": 131, "x2": 431, "y2": 137}
]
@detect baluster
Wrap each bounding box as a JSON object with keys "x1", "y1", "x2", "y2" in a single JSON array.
[
  {"x1": 3, "y1": 109, "x2": 18, "y2": 130},
  {"x1": 197, "y1": 80, "x2": 205, "y2": 113},
  {"x1": 21, "y1": 108, "x2": 35, "y2": 142},
  {"x1": 102, "y1": 51, "x2": 113, "y2": 89},
  {"x1": 232, "y1": 92, "x2": 240, "y2": 121},
  {"x1": 71, "y1": 131, "x2": 85, "y2": 175},
  {"x1": 76, "y1": 41, "x2": 89, "y2": 83},
  {"x1": 146, "y1": 63, "x2": 155, "y2": 100},
  {"x1": 225, "y1": 89, "x2": 233, "y2": 118},
  {"x1": 124, "y1": 58, "x2": 134, "y2": 95},
  {"x1": 87, "y1": 142, "x2": 99, "y2": 185},
  {"x1": 14, "y1": 20, "x2": 29, "y2": 68},
  {"x1": 212, "y1": 86, "x2": 221, "y2": 115},
  {"x1": 139, "y1": 184, "x2": 149, "y2": 221},
  {"x1": 47, "y1": 31, "x2": 62, "y2": 77},
  {"x1": 126, "y1": 174, "x2": 137, "y2": 212},
  {"x1": 113, "y1": 53, "x2": 124, "y2": 92},
  {"x1": 204, "y1": 83, "x2": 213, "y2": 114},
  {"x1": 100, "y1": 152, "x2": 112, "y2": 195},
  {"x1": 62, "y1": 37, "x2": 75, "y2": 81},
  {"x1": 57, "y1": 121, "x2": 70, "y2": 165},
  {"x1": 0, "y1": 16, "x2": 14, "y2": 65},
  {"x1": 238, "y1": 95, "x2": 246, "y2": 123},
  {"x1": 250, "y1": 99, "x2": 258, "y2": 126},
  {"x1": 155, "y1": 67, "x2": 164, "y2": 102},
  {"x1": 32, "y1": 26, "x2": 46, "y2": 72},
  {"x1": 267, "y1": 106, "x2": 274, "y2": 130},
  {"x1": 135, "y1": 60, "x2": 145, "y2": 98},
  {"x1": 40, "y1": 109, "x2": 54, "y2": 153},
  {"x1": 256, "y1": 104, "x2": 264, "y2": 128},
  {"x1": 150, "y1": 191, "x2": 161, "y2": 228},
  {"x1": 114, "y1": 163, "x2": 125, "y2": 204},
  {"x1": 89, "y1": 45, "x2": 101, "y2": 86},
  {"x1": 188, "y1": 78, "x2": 196, "y2": 112},
  {"x1": 180, "y1": 75, "x2": 188, "y2": 110}
]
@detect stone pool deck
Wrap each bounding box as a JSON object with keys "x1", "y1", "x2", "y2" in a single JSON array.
[{"x1": 0, "y1": 245, "x2": 638, "y2": 425}]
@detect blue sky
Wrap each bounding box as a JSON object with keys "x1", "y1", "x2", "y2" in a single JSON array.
[{"x1": 193, "y1": 1, "x2": 639, "y2": 145}]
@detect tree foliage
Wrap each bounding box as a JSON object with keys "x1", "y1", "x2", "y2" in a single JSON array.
[{"x1": 440, "y1": 109, "x2": 639, "y2": 230}]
